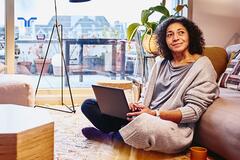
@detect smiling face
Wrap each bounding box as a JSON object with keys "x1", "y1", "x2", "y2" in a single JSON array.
[{"x1": 166, "y1": 22, "x2": 190, "y2": 55}]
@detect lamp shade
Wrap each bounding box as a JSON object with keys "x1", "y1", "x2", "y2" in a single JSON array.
[{"x1": 69, "y1": 0, "x2": 91, "y2": 2}]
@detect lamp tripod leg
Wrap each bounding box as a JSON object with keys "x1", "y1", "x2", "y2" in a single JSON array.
[
  {"x1": 34, "y1": 23, "x2": 76, "y2": 113},
  {"x1": 35, "y1": 24, "x2": 56, "y2": 96}
]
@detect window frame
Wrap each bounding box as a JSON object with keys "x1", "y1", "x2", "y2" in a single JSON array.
[{"x1": 5, "y1": 0, "x2": 15, "y2": 73}]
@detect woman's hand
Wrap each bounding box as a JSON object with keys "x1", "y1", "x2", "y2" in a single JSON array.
[
  {"x1": 127, "y1": 103, "x2": 155, "y2": 121},
  {"x1": 128, "y1": 102, "x2": 183, "y2": 123},
  {"x1": 128, "y1": 102, "x2": 144, "y2": 112}
]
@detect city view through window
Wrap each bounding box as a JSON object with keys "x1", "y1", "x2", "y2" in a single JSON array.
[{"x1": 0, "y1": 0, "x2": 174, "y2": 88}]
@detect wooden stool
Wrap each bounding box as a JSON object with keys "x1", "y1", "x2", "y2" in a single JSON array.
[
  {"x1": 97, "y1": 80, "x2": 133, "y2": 90},
  {"x1": 96, "y1": 80, "x2": 135, "y2": 102},
  {"x1": 0, "y1": 104, "x2": 54, "y2": 160}
]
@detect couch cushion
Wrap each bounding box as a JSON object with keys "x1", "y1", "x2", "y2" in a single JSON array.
[
  {"x1": 0, "y1": 74, "x2": 35, "y2": 106},
  {"x1": 203, "y1": 47, "x2": 228, "y2": 81},
  {"x1": 0, "y1": 82, "x2": 35, "y2": 106},
  {"x1": 218, "y1": 50, "x2": 240, "y2": 91},
  {"x1": 196, "y1": 87, "x2": 240, "y2": 159},
  {"x1": 226, "y1": 44, "x2": 240, "y2": 59}
]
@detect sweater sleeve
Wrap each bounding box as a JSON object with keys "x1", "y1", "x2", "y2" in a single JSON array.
[{"x1": 179, "y1": 80, "x2": 219, "y2": 123}]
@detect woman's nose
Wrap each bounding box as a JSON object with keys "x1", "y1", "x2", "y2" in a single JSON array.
[{"x1": 173, "y1": 33, "x2": 179, "y2": 41}]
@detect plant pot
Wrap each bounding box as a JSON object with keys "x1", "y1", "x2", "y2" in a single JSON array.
[
  {"x1": 17, "y1": 61, "x2": 32, "y2": 71},
  {"x1": 34, "y1": 58, "x2": 51, "y2": 75},
  {"x1": 17, "y1": 61, "x2": 32, "y2": 74},
  {"x1": 142, "y1": 34, "x2": 161, "y2": 55}
]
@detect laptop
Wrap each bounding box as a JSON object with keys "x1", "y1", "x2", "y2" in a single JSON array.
[{"x1": 92, "y1": 85, "x2": 131, "y2": 119}]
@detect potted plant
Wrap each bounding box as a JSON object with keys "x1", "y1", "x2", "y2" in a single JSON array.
[
  {"x1": 127, "y1": 0, "x2": 187, "y2": 55},
  {"x1": 34, "y1": 44, "x2": 51, "y2": 75}
]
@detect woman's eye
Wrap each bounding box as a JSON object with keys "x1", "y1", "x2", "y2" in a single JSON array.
[
  {"x1": 178, "y1": 31, "x2": 184, "y2": 35},
  {"x1": 167, "y1": 33, "x2": 172, "y2": 38}
]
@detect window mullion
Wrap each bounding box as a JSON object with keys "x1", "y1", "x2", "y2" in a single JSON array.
[{"x1": 5, "y1": 0, "x2": 15, "y2": 73}]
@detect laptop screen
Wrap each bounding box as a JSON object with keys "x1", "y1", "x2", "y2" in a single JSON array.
[{"x1": 92, "y1": 85, "x2": 130, "y2": 119}]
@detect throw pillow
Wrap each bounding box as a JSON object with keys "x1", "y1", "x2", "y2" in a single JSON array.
[
  {"x1": 219, "y1": 50, "x2": 240, "y2": 90},
  {"x1": 0, "y1": 62, "x2": 6, "y2": 73}
]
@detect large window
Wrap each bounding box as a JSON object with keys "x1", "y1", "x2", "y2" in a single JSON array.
[{"x1": 12, "y1": 0, "x2": 178, "y2": 88}]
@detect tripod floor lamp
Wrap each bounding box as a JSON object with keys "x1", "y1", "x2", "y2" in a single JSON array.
[{"x1": 35, "y1": 0, "x2": 91, "y2": 113}]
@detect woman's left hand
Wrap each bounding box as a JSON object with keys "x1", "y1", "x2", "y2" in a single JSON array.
[{"x1": 126, "y1": 105, "x2": 155, "y2": 121}]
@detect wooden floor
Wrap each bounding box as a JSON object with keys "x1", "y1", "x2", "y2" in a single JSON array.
[
  {"x1": 95, "y1": 141, "x2": 190, "y2": 160},
  {"x1": 94, "y1": 141, "x2": 219, "y2": 160}
]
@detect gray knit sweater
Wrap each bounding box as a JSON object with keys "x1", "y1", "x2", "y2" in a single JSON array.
[{"x1": 119, "y1": 56, "x2": 219, "y2": 153}]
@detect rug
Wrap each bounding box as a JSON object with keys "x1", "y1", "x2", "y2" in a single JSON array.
[
  {"x1": 48, "y1": 106, "x2": 215, "y2": 160},
  {"x1": 49, "y1": 107, "x2": 99, "y2": 160},
  {"x1": 50, "y1": 106, "x2": 124, "y2": 160}
]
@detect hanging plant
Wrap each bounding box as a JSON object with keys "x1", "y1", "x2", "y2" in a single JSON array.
[{"x1": 127, "y1": 1, "x2": 188, "y2": 55}]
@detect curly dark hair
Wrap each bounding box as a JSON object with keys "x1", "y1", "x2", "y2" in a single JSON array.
[{"x1": 155, "y1": 16, "x2": 205, "y2": 60}]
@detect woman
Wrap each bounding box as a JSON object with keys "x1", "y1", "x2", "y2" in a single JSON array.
[{"x1": 81, "y1": 17, "x2": 219, "y2": 153}]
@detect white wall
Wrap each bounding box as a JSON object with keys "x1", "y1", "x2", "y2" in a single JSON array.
[{"x1": 191, "y1": 0, "x2": 240, "y2": 48}]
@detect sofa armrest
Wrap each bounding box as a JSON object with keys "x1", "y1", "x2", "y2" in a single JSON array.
[
  {"x1": 195, "y1": 88, "x2": 240, "y2": 159},
  {"x1": 0, "y1": 82, "x2": 35, "y2": 106},
  {"x1": 203, "y1": 47, "x2": 228, "y2": 81}
]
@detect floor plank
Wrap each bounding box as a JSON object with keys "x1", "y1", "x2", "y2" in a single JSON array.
[{"x1": 92, "y1": 141, "x2": 190, "y2": 160}]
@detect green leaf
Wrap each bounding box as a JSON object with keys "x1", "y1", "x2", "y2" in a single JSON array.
[
  {"x1": 141, "y1": 9, "x2": 154, "y2": 25},
  {"x1": 149, "y1": 5, "x2": 170, "y2": 17},
  {"x1": 126, "y1": 2, "x2": 188, "y2": 42},
  {"x1": 141, "y1": 30, "x2": 148, "y2": 42},
  {"x1": 146, "y1": 22, "x2": 158, "y2": 33},
  {"x1": 151, "y1": 22, "x2": 158, "y2": 31},
  {"x1": 127, "y1": 23, "x2": 141, "y2": 41},
  {"x1": 159, "y1": 15, "x2": 168, "y2": 23}
]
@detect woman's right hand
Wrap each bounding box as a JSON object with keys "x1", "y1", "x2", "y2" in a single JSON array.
[
  {"x1": 128, "y1": 102, "x2": 144, "y2": 112},
  {"x1": 127, "y1": 103, "x2": 155, "y2": 121}
]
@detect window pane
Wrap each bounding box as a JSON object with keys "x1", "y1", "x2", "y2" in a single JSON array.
[
  {"x1": 15, "y1": 0, "x2": 174, "y2": 88},
  {"x1": 0, "y1": 0, "x2": 5, "y2": 65}
]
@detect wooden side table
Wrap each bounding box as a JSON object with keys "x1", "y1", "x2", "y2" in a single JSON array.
[
  {"x1": 96, "y1": 80, "x2": 135, "y2": 102},
  {"x1": 0, "y1": 104, "x2": 54, "y2": 160},
  {"x1": 97, "y1": 80, "x2": 133, "y2": 90}
]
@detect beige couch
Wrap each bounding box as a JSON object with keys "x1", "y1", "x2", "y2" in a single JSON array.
[
  {"x1": 194, "y1": 46, "x2": 240, "y2": 160},
  {"x1": 0, "y1": 74, "x2": 35, "y2": 106}
]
